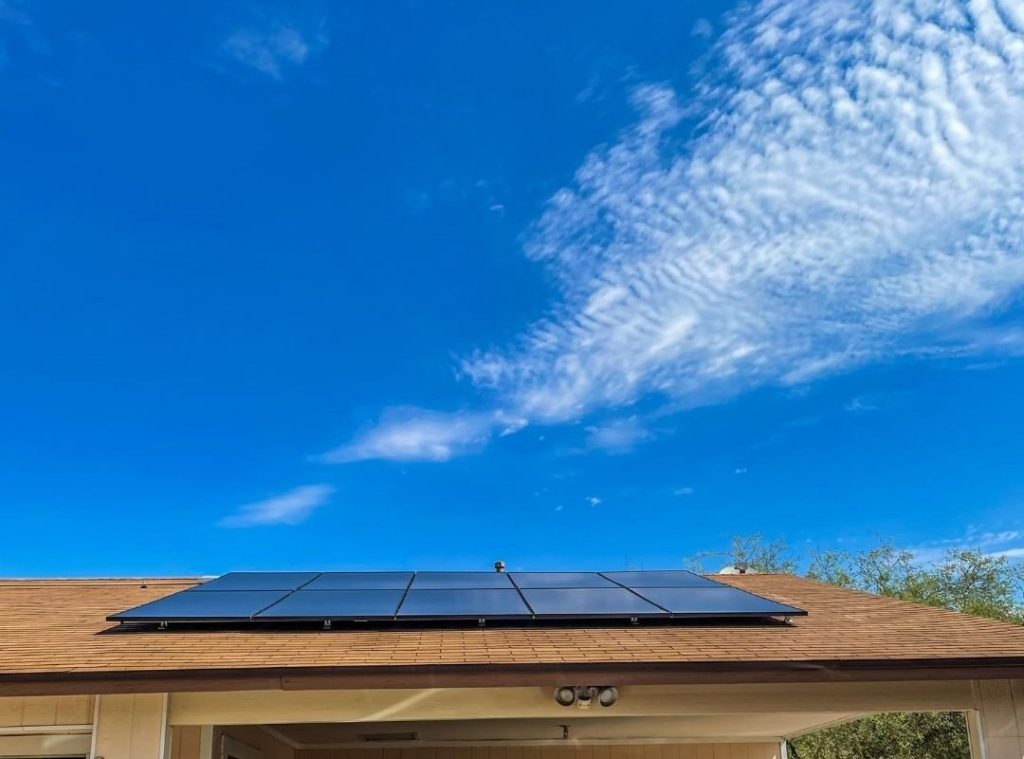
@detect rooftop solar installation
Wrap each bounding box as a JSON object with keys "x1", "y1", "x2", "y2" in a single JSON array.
[{"x1": 108, "y1": 570, "x2": 806, "y2": 627}]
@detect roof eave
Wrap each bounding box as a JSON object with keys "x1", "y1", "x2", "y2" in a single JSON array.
[{"x1": 3, "y1": 657, "x2": 1024, "y2": 697}]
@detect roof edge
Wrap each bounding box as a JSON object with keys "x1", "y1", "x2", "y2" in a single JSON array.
[{"x1": 4, "y1": 657, "x2": 1024, "y2": 697}]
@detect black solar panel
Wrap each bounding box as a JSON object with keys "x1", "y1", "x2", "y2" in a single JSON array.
[
  {"x1": 510, "y1": 572, "x2": 616, "y2": 588},
  {"x1": 191, "y1": 572, "x2": 319, "y2": 591},
  {"x1": 411, "y1": 572, "x2": 514, "y2": 589},
  {"x1": 257, "y1": 590, "x2": 405, "y2": 619},
  {"x1": 111, "y1": 589, "x2": 288, "y2": 621},
  {"x1": 108, "y1": 569, "x2": 807, "y2": 625},
  {"x1": 521, "y1": 588, "x2": 664, "y2": 617},
  {"x1": 304, "y1": 572, "x2": 413, "y2": 590},
  {"x1": 601, "y1": 570, "x2": 719, "y2": 588},
  {"x1": 633, "y1": 586, "x2": 804, "y2": 616},
  {"x1": 398, "y1": 589, "x2": 529, "y2": 617}
]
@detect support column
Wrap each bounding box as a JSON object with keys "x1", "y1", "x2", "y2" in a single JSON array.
[
  {"x1": 91, "y1": 693, "x2": 169, "y2": 759},
  {"x1": 972, "y1": 680, "x2": 1024, "y2": 759}
]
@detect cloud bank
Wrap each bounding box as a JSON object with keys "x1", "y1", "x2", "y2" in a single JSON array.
[{"x1": 335, "y1": 0, "x2": 1024, "y2": 461}]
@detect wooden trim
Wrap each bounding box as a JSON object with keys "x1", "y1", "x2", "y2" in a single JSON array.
[
  {"x1": 0, "y1": 733, "x2": 91, "y2": 757},
  {"x1": 0, "y1": 724, "x2": 92, "y2": 735},
  {"x1": 1, "y1": 659, "x2": 1024, "y2": 697}
]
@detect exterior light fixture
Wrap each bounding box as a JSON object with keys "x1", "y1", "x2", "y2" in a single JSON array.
[
  {"x1": 554, "y1": 685, "x2": 619, "y2": 708},
  {"x1": 598, "y1": 686, "x2": 619, "y2": 707},
  {"x1": 554, "y1": 686, "x2": 576, "y2": 706}
]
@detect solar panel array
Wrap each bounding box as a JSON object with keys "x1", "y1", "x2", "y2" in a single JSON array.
[{"x1": 109, "y1": 570, "x2": 805, "y2": 625}]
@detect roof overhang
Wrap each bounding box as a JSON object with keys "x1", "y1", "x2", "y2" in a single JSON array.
[{"x1": 4, "y1": 657, "x2": 1024, "y2": 697}]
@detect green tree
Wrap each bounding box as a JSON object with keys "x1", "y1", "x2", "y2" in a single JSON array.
[{"x1": 698, "y1": 536, "x2": 1024, "y2": 759}]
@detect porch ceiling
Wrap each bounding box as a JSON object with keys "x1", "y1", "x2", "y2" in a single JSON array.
[{"x1": 263, "y1": 713, "x2": 864, "y2": 748}]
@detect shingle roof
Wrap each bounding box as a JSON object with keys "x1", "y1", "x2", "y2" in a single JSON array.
[{"x1": 1, "y1": 573, "x2": 1023, "y2": 691}]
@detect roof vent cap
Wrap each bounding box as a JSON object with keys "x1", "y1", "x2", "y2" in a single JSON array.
[{"x1": 718, "y1": 564, "x2": 755, "y2": 575}]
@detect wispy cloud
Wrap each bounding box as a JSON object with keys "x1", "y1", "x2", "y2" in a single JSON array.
[
  {"x1": 219, "y1": 484, "x2": 333, "y2": 527},
  {"x1": 333, "y1": 0, "x2": 1024, "y2": 462},
  {"x1": 463, "y1": 0, "x2": 1024, "y2": 416},
  {"x1": 0, "y1": 0, "x2": 30, "y2": 26},
  {"x1": 322, "y1": 407, "x2": 525, "y2": 463},
  {"x1": 222, "y1": 17, "x2": 326, "y2": 80},
  {"x1": 844, "y1": 396, "x2": 879, "y2": 413},
  {"x1": 691, "y1": 18, "x2": 713, "y2": 39},
  {"x1": 0, "y1": 0, "x2": 47, "y2": 65},
  {"x1": 911, "y1": 528, "x2": 1024, "y2": 564},
  {"x1": 584, "y1": 415, "x2": 651, "y2": 453}
]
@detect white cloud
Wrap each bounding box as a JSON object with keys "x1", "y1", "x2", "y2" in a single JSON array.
[
  {"x1": 587, "y1": 495, "x2": 602, "y2": 506},
  {"x1": 584, "y1": 415, "x2": 651, "y2": 453},
  {"x1": 673, "y1": 486, "x2": 695, "y2": 496},
  {"x1": 459, "y1": 0, "x2": 1024, "y2": 425},
  {"x1": 911, "y1": 528, "x2": 1024, "y2": 564},
  {"x1": 329, "y1": 0, "x2": 1024, "y2": 463},
  {"x1": 222, "y1": 20, "x2": 325, "y2": 80},
  {"x1": 692, "y1": 18, "x2": 714, "y2": 39},
  {"x1": 219, "y1": 484, "x2": 333, "y2": 528},
  {"x1": 990, "y1": 547, "x2": 1024, "y2": 560},
  {"x1": 844, "y1": 396, "x2": 879, "y2": 413},
  {"x1": 322, "y1": 407, "x2": 525, "y2": 463}
]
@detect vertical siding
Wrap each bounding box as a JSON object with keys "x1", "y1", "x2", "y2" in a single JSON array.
[
  {"x1": 0, "y1": 695, "x2": 94, "y2": 727},
  {"x1": 973, "y1": 679, "x2": 1024, "y2": 759},
  {"x1": 92, "y1": 693, "x2": 168, "y2": 759},
  {"x1": 295, "y1": 744, "x2": 779, "y2": 759}
]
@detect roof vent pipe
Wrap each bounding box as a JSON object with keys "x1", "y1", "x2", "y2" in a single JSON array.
[{"x1": 494, "y1": 560, "x2": 506, "y2": 573}]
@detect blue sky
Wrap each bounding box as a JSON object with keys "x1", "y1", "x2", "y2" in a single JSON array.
[{"x1": 3, "y1": 0, "x2": 1024, "y2": 576}]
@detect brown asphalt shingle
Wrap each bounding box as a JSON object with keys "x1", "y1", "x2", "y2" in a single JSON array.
[{"x1": 0, "y1": 574, "x2": 1023, "y2": 678}]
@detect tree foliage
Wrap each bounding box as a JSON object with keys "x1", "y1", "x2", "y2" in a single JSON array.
[
  {"x1": 695, "y1": 535, "x2": 1024, "y2": 759},
  {"x1": 789, "y1": 712, "x2": 971, "y2": 759}
]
